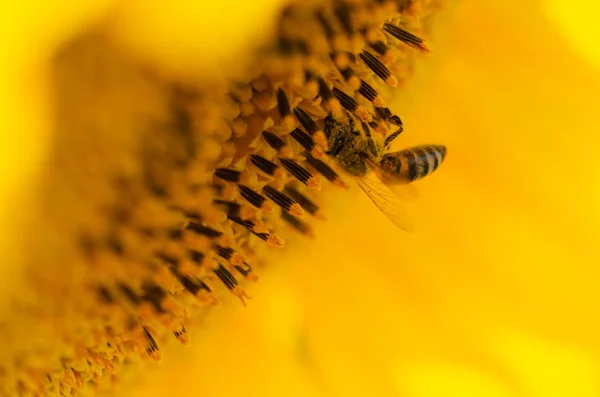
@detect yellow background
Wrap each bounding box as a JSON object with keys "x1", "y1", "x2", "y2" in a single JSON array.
[{"x1": 2, "y1": 0, "x2": 600, "y2": 396}]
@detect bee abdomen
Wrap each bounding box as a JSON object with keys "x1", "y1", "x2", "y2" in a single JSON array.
[{"x1": 379, "y1": 145, "x2": 446, "y2": 182}]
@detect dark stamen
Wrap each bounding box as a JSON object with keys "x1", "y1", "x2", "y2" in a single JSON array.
[
  {"x1": 143, "y1": 326, "x2": 159, "y2": 351},
  {"x1": 189, "y1": 250, "x2": 205, "y2": 264},
  {"x1": 97, "y1": 286, "x2": 114, "y2": 303},
  {"x1": 213, "y1": 264, "x2": 238, "y2": 290},
  {"x1": 262, "y1": 131, "x2": 286, "y2": 152},
  {"x1": 250, "y1": 154, "x2": 279, "y2": 176},
  {"x1": 169, "y1": 266, "x2": 212, "y2": 293},
  {"x1": 359, "y1": 51, "x2": 393, "y2": 84},
  {"x1": 214, "y1": 245, "x2": 234, "y2": 260},
  {"x1": 234, "y1": 265, "x2": 251, "y2": 278},
  {"x1": 228, "y1": 214, "x2": 284, "y2": 247},
  {"x1": 237, "y1": 185, "x2": 267, "y2": 209},
  {"x1": 358, "y1": 80, "x2": 379, "y2": 103},
  {"x1": 118, "y1": 283, "x2": 141, "y2": 305},
  {"x1": 212, "y1": 183, "x2": 224, "y2": 197},
  {"x1": 293, "y1": 107, "x2": 318, "y2": 135},
  {"x1": 212, "y1": 199, "x2": 241, "y2": 217},
  {"x1": 214, "y1": 168, "x2": 241, "y2": 183},
  {"x1": 107, "y1": 235, "x2": 124, "y2": 255},
  {"x1": 276, "y1": 88, "x2": 291, "y2": 118},
  {"x1": 182, "y1": 274, "x2": 209, "y2": 295},
  {"x1": 316, "y1": 10, "x2": 334, "y2": 39},
  {"x1": 332, "y1": 87, "x2": 358, "y2": 112},
  {"x1": 340, "y1": 67, "x2": 355, "y2": 82},
  {"x1": 182, "y1": 209, "x2": 202, "y2": 222},
  {"x1": 317, "y1": 77, "x2": 333, "y2": 101},
  {"x1": 227, "y1": 214, "x2": 256, "y2": 231},
  {"x1": 305, "y1": 153, "x2": 339, "y2": 182},
  {"x1": 141, "y1": 283, "x2": 166, "y2": 312},
  {"x1": 262, "y1": 185, "x2": 297, "y2": 213},
  {"x1": 369, "y1": 40, "x2": 390, "y2": 56},
  {"x1": 382, "y1": 23, "x2": 431, "y2": 53},
  {"x1": 279, "y1": 158, "x2": 315, "y2": 186},
  {"x1": 185, "y1": 222, "x2": 223, "y2": 239},
  {"x1": 283, "y1": 185, "x2": 320, "y2": 215},
  {"x1": 290, "y1": 128, "x2": 315, "y2": 152},
  {"x1": 168, "y1": 228, "x2": 183, "y2": 240},
  {"x1": 156, "y1": 252, "x2": 179, "y2": 267},
  {"x1": 254, "y1": 233, "x2": 270, "y2": 242},
  {"x1": 334, "y1": 5, "x2": 354, "y2": 34},
  {"x1": 281, "y1": 210, "x2": 313, "y2": 236}
]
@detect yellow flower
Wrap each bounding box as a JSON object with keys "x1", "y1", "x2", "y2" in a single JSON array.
[{"x1": 2, "y1": 0, "x2": 600, "y2": 397}]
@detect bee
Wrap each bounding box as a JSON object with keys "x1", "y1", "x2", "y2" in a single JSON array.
[{"x1": 323, "y1": 113, "x2": 446, "y2": 229}]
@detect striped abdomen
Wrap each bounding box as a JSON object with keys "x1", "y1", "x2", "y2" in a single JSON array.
[{"x1": 378, "y1": 145, "x2": 447, "y2": 182}]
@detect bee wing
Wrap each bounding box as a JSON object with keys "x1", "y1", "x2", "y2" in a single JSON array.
[
  {"x1": 356, "y1": 171, "x2": 413, "y2": 231},
  {"x1": 389, "y1": 182, "x2": 419, "y2": 202},
  {"x1": 363, "y1": 153, "x2": 419, "y2": 201}
]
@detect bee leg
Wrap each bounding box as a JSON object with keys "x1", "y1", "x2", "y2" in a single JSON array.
[
  {"x1": 383, "y1": 128, "x2": 403, "y2": 149},
  {"x1": 368, "y1": 137, "x2": 378, "y2": 157}
]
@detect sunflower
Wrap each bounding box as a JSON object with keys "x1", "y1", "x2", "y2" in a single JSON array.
[{"x1": 2, "y1": 0, "x2": 600, "y2": 396}]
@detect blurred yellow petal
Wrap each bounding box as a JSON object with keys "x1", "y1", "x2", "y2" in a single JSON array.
[
  {"x1": 492, "y1": 330, "x2": 600, "y2": 397},
  {"x1": 545, "y1": 0, "x2": 600, "y2": 67},
  {"x1": 107, "y1": 0, "x2": 286, "y2": 78},
  {"x1": 399, "y1": 363, "x2": 514, "y2": 397},
  {"x1": 0, "y1": 0, "x2": 117, "y2": 305}
]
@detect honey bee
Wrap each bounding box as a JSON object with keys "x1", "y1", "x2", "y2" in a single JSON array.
[{"x1": 323, "y1": 113, "x2": 446, "y2": 229}]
